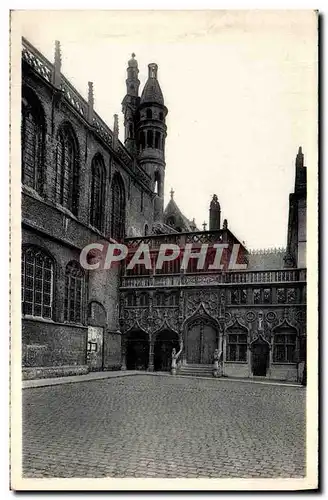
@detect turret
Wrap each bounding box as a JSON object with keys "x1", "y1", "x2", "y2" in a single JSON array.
[
  {"x1": 136, "y1": 63, "x2": 168, "y2": 222},
  {"x1": 121, "y1": 53, "x2": 140, "y2": 155},
  {"x1": 209, "y1": 194, "x2": 221, "y2": 230}
]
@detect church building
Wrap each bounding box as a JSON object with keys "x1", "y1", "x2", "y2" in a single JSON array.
[{"x1": 21, "y1": 38, "x2": 307, "y2": 382}]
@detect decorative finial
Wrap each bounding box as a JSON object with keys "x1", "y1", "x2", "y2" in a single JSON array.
[
  {"x1": 113, "y1": 114, "x2": 119, "y2": 147},
  {"x1": 52, "y1": 40, "x2": 62, "y2": 88},
  {"x1": 296, "y1": 146, "x2": 304, "y2": 168},
  {"x1": 87, "y1": 82, "x2": 94, "y2": 122},
  {"x1": 54, "y1": 40, "x2": 61, "y2": 67},
  {"x1": 88, "y1": 82, "x2": 94, "y2": 103},
  {"x1": 210, "y1": 194, "x2": 220, "y2": 210},
  {"x1": 223, "y1": 219, "x2": 228, "y2": 230},
  {"x1": 202, "y1": 221, "x2": 207, "y2": 231},
  {"x1": 148, "y1": 63, "x2": 158, "y2": 79},
  {"x1": 128, "y1": 52, "x2": 138, "y2": 69},
  {"x1": 170, "y1": 188, "x2": 174, "y2": 200}
]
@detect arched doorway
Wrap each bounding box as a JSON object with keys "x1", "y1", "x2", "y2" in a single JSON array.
[
  {"x1": 251, "y1": 337, "x2": 270, "y2": 376},
  {"x1": 125, "y1": 330, "x2": 149, "y2": 370},
  {"x1": 154, "y1": 330, "x2": 180, "y2": 372},
  {"x1": 185, "y1": 318, "x2": 217, "y2": 364}
]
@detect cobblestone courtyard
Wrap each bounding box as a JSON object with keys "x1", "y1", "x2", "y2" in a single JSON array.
[{"x1": 22, "y1": 375, "x2": 306, "y2": 478}]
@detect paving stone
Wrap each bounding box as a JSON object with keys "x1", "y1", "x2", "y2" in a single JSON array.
[{"x1": 22, "y1": 374, "x2": 306, "y2": 478}]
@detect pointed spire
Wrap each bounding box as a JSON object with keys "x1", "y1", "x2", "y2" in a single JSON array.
[
  {"x1": 87, "y1": 81, "x2": 94, "y2": 123},
  {"x1": 296, "y1": 146, "x2": 304, "y2": 168},
  {"x1": 170, "y1": 188, "x2": 174, "y2": 200},
  {"x1": 52, "y1": 40, "x2": 62, "y2": 88}
]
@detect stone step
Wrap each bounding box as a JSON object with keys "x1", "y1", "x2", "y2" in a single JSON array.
[{"x1": 178, "y1": 365, "x2": 214, "y2": 378}]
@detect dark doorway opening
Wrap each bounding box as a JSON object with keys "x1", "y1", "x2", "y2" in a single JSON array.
[
  {"x1": 126, "y1": 330, "x2": 149, "y2": 370},
  {"x1": 154, "y1": 330, "x2": 179, "y2": 372},
  {"x1": 251, "y1": 338, "x2": 269, "y2": 376}
]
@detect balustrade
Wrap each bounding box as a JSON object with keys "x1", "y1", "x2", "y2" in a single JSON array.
[{"x1": 121, "y1": 268, "x2": 306, "y2": 289}]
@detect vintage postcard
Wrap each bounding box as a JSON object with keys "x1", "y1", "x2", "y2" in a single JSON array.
[{"x1": 10, "y1": 9, "x2": 318, "y2": 491}]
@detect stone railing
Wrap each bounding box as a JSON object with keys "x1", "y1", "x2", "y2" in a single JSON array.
[
  {"x1": 22, "y1": 39, "x2": 52, "y2": 83},
  {"x1": 61, "y1": 75, "x2": 88, "y2": 119},
  {"x1": 92, "y1": 113, "x2": 114, "y2": 147},
  {"x1": 120, "y1": 268, "x2": 307, "y2": 288},
  {"x1": 22, "y1": 38, "x2": 153, "y2": 190},
  {"x1": 125, "y1": 230, "x2": 225, "y2": 249}
]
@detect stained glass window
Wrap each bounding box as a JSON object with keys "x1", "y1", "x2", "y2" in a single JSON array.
[{"x1": 90, "y1": 155, "x2": 105, "y2": 231}]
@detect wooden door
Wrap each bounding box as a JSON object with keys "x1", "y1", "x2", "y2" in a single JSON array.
[
  {"x1": 202, "y1": 324, "x2": 217, "y2": 364},
  {"x1": 186, "y1": 322, "x2": 201, "y2": 363},
  {"x1": 252, "y1": 340, "x2": 269, "y2": 376}
]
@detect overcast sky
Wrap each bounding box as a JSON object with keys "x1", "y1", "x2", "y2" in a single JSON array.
[{"x1": 16, "y1": 10, "x2": 317, "y2": 249}]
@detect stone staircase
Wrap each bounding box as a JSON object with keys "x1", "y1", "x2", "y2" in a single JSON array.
[{"x1": 178, "y1": 364, "x2": 214, "y2": 378}]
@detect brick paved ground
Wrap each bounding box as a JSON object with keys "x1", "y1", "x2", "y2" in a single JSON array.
[{"x1": 22, "y1": 375, "x2": 306, "y2": 478}]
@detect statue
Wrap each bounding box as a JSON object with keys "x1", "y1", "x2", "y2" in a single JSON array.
[
  {"x1": 171, "y1": 342, "x2": 183, "y2": 375},
  {"x1": 213, "y1": 348, "x2": 222, "y2": 378}
]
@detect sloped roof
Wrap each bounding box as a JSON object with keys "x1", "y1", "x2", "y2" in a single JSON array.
[
  {"x1": 164, "y1": 197, "x2": 199, "y2": 232},
  {"x1": 140, "y1": 78, "x2": 164, "y2": 105}
]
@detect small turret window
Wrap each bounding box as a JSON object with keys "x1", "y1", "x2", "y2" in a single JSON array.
[
  {"x1": 155, "y1": 132, "x2": 160, "y2": 149},
  {"x1": 146, "y1": 108, "x2": 152, "y2": 119},
  {"x1": 147, "y1": 130, "x2": 153, "y2": 148},
  {"x1": 140, "y1": 131, "x2": 145, "y2": 151},
  {"x1": 159, "y1": 111, "x2": 164, "y2": 121},
  {"x1": 154, "y1": 171, "x2": 161, "y2": 195}
]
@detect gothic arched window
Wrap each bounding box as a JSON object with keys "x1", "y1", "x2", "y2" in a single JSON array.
[
  {"x1": 90, "y1": 155, "x2": 105, "y2": 231},
  {"x1": 55, "y1": 123, "x2": 79, "y2": 214},
  {"x1": 111, "y1": 173, "x2": 126, "y2": 241},
  {"x1": 144, "y1": 224, "x2": 149, "y2": 236},
  {"x1": 64, "y1": 261, "x2": 85, "y2": 324},
  {"x1": 21, "y1": 87, "x2": 45, "y2": 193},
  {"x1": 146, "y1": 108, "x2": 152, "y2": 119},
  {"x1": 22, "y1": 246, "x2": 54, "y2": 318}
]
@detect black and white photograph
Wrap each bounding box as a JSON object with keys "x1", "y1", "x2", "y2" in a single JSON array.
[{"x1": 10, "y1": 9, "x2": 318, "y2": 491}]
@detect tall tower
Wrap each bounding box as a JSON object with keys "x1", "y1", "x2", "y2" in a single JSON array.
[
  {"x1": 121, "y1": 53, "x2": 140, "y2": 155},
  {"x1": 136, "y1": 63, "x2": 168, "y2": 222},
  {"x1": 209, "y1": 194, "x2": 221, "y2": 230}
]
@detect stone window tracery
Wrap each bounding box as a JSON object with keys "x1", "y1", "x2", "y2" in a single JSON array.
[
  {"x1": 55, "y1": 124, "x2": 79, "y2": 214},
  {"x1": 22, "y1": 247, "x2": 54, "y2": 318},
  {"x1": 64, "y1": 261, "x2": 85, "y2": 324},
  {"x1": 226, "y1": 332, "x2": 247, "y2": 362},
  {"x1": 21, "y1": 90, "x2": 45, "y2": 193},
  {"x1": 111, "y1": 173, "x2": 126, "y2": 241},
  {"x1": 90, "y1": 155, "x2": 105, "y2": 231}
]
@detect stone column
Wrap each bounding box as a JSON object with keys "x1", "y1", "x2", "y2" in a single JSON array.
[
  {"x1": 267, "y1": 338, "x2": 273, "y2": 378},
  {"x1": 121, "y1": 336, "x2": 127, "y2": 370},
  {"x1": 148, "y1": 335, "x2": 154, "y2": 372}
]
